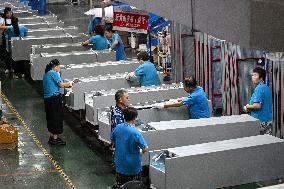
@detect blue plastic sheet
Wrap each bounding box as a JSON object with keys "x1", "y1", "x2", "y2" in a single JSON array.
[{"x1": 4, "y1": 25, "x2": 28, "y2": 40}]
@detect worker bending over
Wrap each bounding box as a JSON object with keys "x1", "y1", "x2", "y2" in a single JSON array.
[
  {"x1": 154, "y1": 77, "x2": 211, "y2": 119},
  {"x1": 126, "y1": 51, "x2": 161, "y2": 87},
  {"x1": 105, "y1": 25, "x2": 127, "y2": 61},
  {"x1": 81, "y1": 25, "x2": 108, "y2": 50}
]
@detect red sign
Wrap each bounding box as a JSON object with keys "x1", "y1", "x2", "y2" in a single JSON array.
[{"x1": 113, "y1": 11, "x2": 149, "y2": 33}]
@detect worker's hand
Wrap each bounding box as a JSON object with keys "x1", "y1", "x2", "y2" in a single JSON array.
[
  {"x1": 244, "y1": 104, "x2": 249, "y2": 112},
  {"x1": 68, "y1": 81, "x2": 73, "y2": 88},
  {"x1": 152, "y1": 103, "x2": 165, "y2": 109},
  {"x1": 108, "y1": 48, "x2": 112, "y2": 52},
  {"x1": 125, "y1": 72, "x2": 136, "y2": 81}
]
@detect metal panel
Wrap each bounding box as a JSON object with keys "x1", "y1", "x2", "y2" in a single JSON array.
[
  {"x1": 19, "y1": 15, "x2": 58, "y2": 24},
  {"x1": 150, "y1": 135, "x2": 284, "y2": 189},
  {"x1": 31, "y1": 43, "x2": 91, "y2": 55},
  {"x1": 261, "y1": 184, "x2": 284, "y2": 189},
  {"x1": 98, "y1": 105, "x2": 189, "y2": 145},
  {"x1": 90, "y1": 83, "x2": 186, "y2": 125},
  {"x1": 65, "y1": 73, "x2": 141, "y2": 110},
  {"x1": 20, "y1": 21, "x2": 65, "y2": 30},
  {"x1": 30, "y1": 50, "x2": 116, "y2": 80},
  {"x1": 13, "y1": 10, "x2": 38, "y2": 17},
  {"x1": 143, "y1": 114, "x2": 259, "y2": 166},
  {"x1": 61, "y1": 60, "x2": 139, "y2": 80},
  {"x1": 26, "y1": 26, "x2": 78, "y2": 38},
  {"x1": 11, "y1": 33, "x2": 88, "y2": 61}
]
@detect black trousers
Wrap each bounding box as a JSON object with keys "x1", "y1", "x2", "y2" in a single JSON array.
[
  {"x1": 44, "y1": 95, "x2": 63, "y2": 135},
  {"x1": 113, "y1": 172, "x2": 142, "y2": 189}
]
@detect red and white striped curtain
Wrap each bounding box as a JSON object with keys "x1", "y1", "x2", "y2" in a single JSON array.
[
  {"x1": 220, "y1": 42, "x2": 240, "y2": 115},
  {"x1": 194, "y1": 32, "x2": 212, "y2": 100},
  {"x1": 270, "y1": 53, "x2": 284, "y2": 138}
]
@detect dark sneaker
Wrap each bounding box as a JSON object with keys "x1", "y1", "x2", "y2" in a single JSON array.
[{"x1": 48, "y1": 137, "x2": 66, "y2": 145}]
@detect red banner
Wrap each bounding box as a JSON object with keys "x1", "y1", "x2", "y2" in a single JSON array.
[{"x1": 113, "y1": 11, "x2": 149, "y2": 32}]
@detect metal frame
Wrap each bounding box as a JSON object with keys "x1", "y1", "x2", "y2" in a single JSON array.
[
  {"x1": 30, "y1": 50, "x2": 116, "y2": 80},
  {"x1": 150, "y1": 135, "x2": 284, "y2": 189},
  {"x1": 11, "y1": 33, "x2": 89, "y2": 61}
]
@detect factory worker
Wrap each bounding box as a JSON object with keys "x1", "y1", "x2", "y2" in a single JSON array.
[
  {"x1": 111, "y1": 107, "x2": 148, "y2": 189},
  {"x1": 87, "y1": 16, "x2": 101, "y2": 35},
  {"x1": 244, "y1": 67, "x2": 272, "y2": 135},
  {"x1": 153, "y1": 77, "x2": 211, "y2": 119},
  {"x1": 43, "y1": 59, "x2": 73, "y2": 145},
  {"x1": 125, "y1": 51, "x2": 161, "y2": 87},
  {"x1": 81, "y1": 25, "x2": 108, "y2": 50},
  {"x1": 0, "y1": 7, "x2": 20, "y2": 76},
  {"x1": 111, "y1": 89, "x2": 130, "y2": 131},
  {"x1": 105, "y1": 24, "x2": 127, "y2": 61}
]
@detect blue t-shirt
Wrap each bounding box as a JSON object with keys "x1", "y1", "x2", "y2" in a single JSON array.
[
  {"x1": 134, "y1": 61, "x2": 160, "y2": 87},
  {"x1": 182, "y1": 86, "x2": 211, "y2": 119},
  {"x1": 110, "y1": 106, "x2": 124, "y2": 130},
  {"x1": 4, "y1": 25, "x2": 27, "y2": 40},
  {"x1": 249, "y1": 82, "x2": 272, "y2": 122},
  {"x1": 111, "y1": 123, "x2": 147, "y2": 175},
  {"x1": 89, "y1": 35, "x2": 108, "y2": 50},
  {"x1": 110, "y1": 33, "x2": 126, "y2": 61},
  {"x1": 43, "y1": 70, "x2": 62, "y2": 99}
]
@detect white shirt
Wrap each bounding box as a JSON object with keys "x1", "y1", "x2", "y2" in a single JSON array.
[{"x1": 5, "y1": 18, "x2": 11, "y2": 25}]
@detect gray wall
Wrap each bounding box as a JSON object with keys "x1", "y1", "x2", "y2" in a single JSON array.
[{"x1": 121, "y1": 0, "x2": 284, "y2": 52}]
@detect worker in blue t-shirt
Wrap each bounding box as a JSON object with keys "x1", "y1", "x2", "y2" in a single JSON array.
[
  {"x1": 111, "y1": 107, "x2": 148, "y2": 189},
  {"x1": 125, "y1": 51, "x2": 161, "y2": 87},
  {"x1": 81, "y1": 25, "x2": 108, "y2": 50},
  {"x1": 245, "y1": 67, "x2": 272, "y2": 135},
  {"x1": 153, "y1": 77, "x2": 211, "y2": 119},
  {"x1": 105, "y1": 25, "x2": 127, "y2": 61},
  {"x1": 43, "y1": 59, "x2": 73, "y2": 145}
]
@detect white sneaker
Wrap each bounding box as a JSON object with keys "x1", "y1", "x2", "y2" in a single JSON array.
[{"x1": 4, "y1": 69, "x2": 9, "y2": 74}]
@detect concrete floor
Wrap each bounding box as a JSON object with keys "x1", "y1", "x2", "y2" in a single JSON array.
[
  {"x1": 0, "y1": 72, "x2": 114, "y2": 189},
  {"x1": 0, "y1": 73, "x2": 261, "y2": 188},
  {"x1": 0, "y1": 3, "x2": 272, "y2": 189}
]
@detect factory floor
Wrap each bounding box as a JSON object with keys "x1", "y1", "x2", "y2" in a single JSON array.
[
  {"x1": 0, "y1": 72, "x2": 263, "y2": 189},
  {"x1": 0, "y1": 2, "x2": 277, "y2": 189}
]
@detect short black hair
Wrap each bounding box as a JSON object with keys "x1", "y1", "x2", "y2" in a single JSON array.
[
  {"x1": 252, "y1": 67, "x2": 266, "y2": 80},
  {"x1": 4, "y1": 7, "x2": 12, "y2": 15},
  {"x1": 105, "y1": 24, "x2": 114, "y2": 33},
  {"x1": 184, "y1": 76, "x2": 197, "y2": 88},
  {"x1": 123, "y1": 107, "x2": 138, "y2": 122},
  {"x1": 137, "y1": 51, "x2": 149, "y2": 61},
  {"x1": 94, "y1": 25, "x2": 105, "y2": 36},
  {"x1": 115, "y1": 89, "x2": 127, "y2": 102},
  {"x1": 45, "y1": 59, "x2": 60, "y2": 73}
]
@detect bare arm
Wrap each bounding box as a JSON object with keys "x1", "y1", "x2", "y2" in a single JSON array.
[
  {"x1": 246, "y1": 103, "x2": 261, "y2": 111},
  {"x1": 0, "y1": 23, "x2": 7, "y2": 30},
  {"x1": 81, "y1": 41, "x2": 90, "y2": 46},
  {"x1": 142, "y1": 147, "x2": 149, "y2": 154},
  {"x1": 58, "y1": 82, "x2": 72, "y2": 89},
  {"x1": 164, "y1": 101, "x2": 184, "y2": 108}
]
